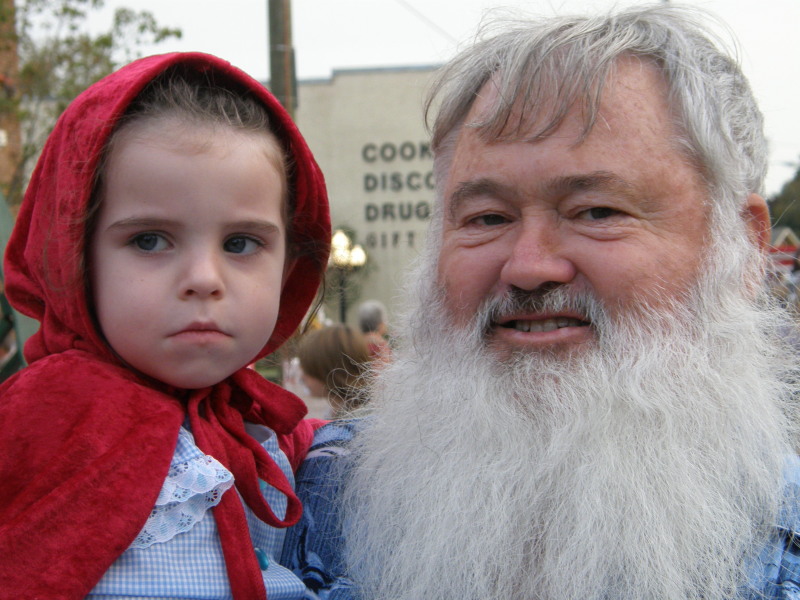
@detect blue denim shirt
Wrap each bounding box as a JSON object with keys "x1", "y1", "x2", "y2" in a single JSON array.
[
  {"x1": 749, "y1": 454, "x2": 800, "y2": 599},
  {"x1": 281, "y1": 422, "x2": 358, "y2": 599},
  {"x1": 282, "y1": 420, "x2": 800, "y2": 600}
]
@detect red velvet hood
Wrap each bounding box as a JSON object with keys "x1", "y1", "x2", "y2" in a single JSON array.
[{"x1": 0, "y1": 53, "x2": 329, "y2": 599}]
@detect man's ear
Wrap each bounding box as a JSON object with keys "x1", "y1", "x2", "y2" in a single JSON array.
[{"x1": 742, "y1": 193, "x2": 771, "y2": 251}]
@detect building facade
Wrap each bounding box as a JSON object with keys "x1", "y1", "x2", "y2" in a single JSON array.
[{"x1": 295, "y1": 66, "x2": 438, "y2": 325}]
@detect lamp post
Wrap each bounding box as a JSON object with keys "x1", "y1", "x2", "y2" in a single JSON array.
[{"x1": 330, "y1": 229, "x2": 367, "y2": 323}]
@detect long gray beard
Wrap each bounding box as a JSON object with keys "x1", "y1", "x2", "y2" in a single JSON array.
[{"x1": 342, "y1": 233, "x2": 800, "y2": 600}]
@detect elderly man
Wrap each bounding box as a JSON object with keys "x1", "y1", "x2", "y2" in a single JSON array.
[{"x1": 283, "y1": 6, "x2": 800, "y2": 599}]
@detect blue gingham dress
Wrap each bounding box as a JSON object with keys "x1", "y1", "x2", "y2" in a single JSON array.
[{"x1": 88, "y1": 423, "x2": 313, "y2": 599}]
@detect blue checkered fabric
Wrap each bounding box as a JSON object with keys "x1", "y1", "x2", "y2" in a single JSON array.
[{"x1": 88, "y1": 424, "x2": 314, "y2": 599}]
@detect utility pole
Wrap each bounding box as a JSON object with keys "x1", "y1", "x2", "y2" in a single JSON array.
[{"x1": 268, "y1": 0, "x2": 297, "y2": 117}]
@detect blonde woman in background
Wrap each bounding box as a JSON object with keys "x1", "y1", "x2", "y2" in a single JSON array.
[{"x1": 298, "y1": 325, "x2": 371, "y2": 418}]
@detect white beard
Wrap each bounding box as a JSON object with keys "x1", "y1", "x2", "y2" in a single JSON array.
[{"x1": 341, "y1": 230, "x2": 800, "y2": 600}]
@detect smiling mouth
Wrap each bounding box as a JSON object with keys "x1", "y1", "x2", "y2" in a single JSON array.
[{"x1": 500, "y1": 317, "x2": 590, "y2": 333}]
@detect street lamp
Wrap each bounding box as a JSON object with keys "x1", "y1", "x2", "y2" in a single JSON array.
[{"x1": 330, "y1": 229, "x2": 367, "y2": 322}]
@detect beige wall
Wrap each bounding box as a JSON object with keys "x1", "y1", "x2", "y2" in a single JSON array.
[{"x1": 296, "y1": 66, "x2": 438, "y2": 326}]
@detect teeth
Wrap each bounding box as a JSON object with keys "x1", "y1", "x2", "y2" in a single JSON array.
[
  {"x1": 512, "y1": 318, "x2": 584, "y2": 332},
  {"x1": 541, "y1": 320, "x2": 557, "y2": 332}
]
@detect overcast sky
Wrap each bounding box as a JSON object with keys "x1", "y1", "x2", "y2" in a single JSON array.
[{"x1": 90, "y1": 0, "x2": 800, "y2": 196}]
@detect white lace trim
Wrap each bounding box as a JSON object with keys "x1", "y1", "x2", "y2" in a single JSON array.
[{"x1": 131, "y1": 429, "x2": 234, "y2": 549}]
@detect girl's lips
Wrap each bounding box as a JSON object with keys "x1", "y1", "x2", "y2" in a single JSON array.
[
  {"x1": 169, "y1": 329, "x2": 232, "y2": 347},
  {"x1": 169, "y1": 322, "x2": 231, "y2": 339}
]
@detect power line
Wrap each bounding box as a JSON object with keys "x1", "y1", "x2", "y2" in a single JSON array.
[{"x1": 392, "y1": 0, "x2": 458, "y2": 44}]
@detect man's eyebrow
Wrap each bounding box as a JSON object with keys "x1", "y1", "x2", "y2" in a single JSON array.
[
  {"x1": 448, "y1": 178, "x2": 515, "y2": 220},
  {"x1": 447, "y1": 171, "x2": 646, "y2": 220},
  {"x1": 542, "y1": 171, "x2": 640, "y2": 201}
]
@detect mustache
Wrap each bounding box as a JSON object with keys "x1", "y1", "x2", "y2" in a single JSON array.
[{"x1": 477, "y1": 285, "x2": 609, "y2": 329}]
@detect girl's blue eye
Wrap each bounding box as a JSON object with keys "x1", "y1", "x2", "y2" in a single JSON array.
[
  {"x1": 224, "y1": 236, "x2": 261, "y2": 254},
  {"x1": 132, "y1": 233, "x2": 166, "y2": 252}
]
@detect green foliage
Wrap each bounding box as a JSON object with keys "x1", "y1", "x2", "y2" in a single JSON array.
[
  {"x1": 6, "y1": 0, "x2": 181, "y2": 205},
  {"x1": 769, "y1": 164, "x2": 800, "y2": 232}
]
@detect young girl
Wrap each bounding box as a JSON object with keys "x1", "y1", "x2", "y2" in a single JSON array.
[{"x1": 0, "y1": 53, "x2": 330, "y2": 599}]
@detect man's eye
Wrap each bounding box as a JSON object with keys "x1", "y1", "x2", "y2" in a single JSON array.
[
  {"x1": 580, "y1": 207, "x2": 619, "y2": 220},
  {"x1": 131, "y1": 233, "x2": 167, "y2": 252},
  {"x1": 224, "y1": 236, "x2": 262, "y2": 255},
  {"x1": 473, "y1": 214, "x2": 507, "y2": 226}
]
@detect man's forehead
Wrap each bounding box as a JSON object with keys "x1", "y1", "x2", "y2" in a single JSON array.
[
  {"x1": 464, "y1": 55, "x2": 671, "y2": 145},
  {"x1": 441, "y1": 56, "x2": 709, "y2": 221}
]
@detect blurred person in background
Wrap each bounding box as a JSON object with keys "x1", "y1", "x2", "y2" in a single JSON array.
[
  {"x1": 298, "y1": 325, "x2": 371, "y2": 418},
  {"x1": 356, "y1": 300, "x2": 391, "y2": 361}
]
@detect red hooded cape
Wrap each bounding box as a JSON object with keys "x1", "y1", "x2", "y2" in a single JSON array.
[{"x1": 0, "y1": 53, "x2": 330, "y2": 599}]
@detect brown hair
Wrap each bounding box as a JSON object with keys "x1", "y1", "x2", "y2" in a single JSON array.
[
  {"x1": 86, "y1": 64, "x2": 290, "y2": 246},
  {"x1": 298, "y1": 324, "x2": 371, "y2": 414}
]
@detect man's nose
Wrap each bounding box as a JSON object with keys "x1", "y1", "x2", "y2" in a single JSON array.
[
  {"x1": 180, "y1": 249, "x2": 225, "y2": 299},
  {"x1": 498, "y1": 220, "x2": 576, "y2": 291}
]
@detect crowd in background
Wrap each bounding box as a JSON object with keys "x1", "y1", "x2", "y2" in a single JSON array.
[{"x1": 282, "y1": 299, "x2": 391, "y2": 419}]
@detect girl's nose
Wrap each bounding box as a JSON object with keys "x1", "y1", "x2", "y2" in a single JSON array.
[{"x1": 180, "y1": 250, "x2": 225, "y2": 299}]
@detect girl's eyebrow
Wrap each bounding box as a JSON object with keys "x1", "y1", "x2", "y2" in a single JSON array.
[
  {"x1": 227, "y1": 220, "x2": 283, "y2": 235},
  {"x1": 105, "y1": 217, "x2": 282, "y2": 234},
  {"x1": 106, "y1": 217, "x2": 181, "y2": 231}
]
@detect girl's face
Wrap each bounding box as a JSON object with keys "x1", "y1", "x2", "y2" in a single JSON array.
[{"x1": 90, "y1": 122, "x2": 289, "y2": 389}]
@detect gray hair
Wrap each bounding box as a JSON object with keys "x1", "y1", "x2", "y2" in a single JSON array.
[
  {"x1": 426, "y1": 4, "x2": 767, "y2": 227},
  {"x1": 358, "y1": 300, "x2": 388, "y2": 334}
]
